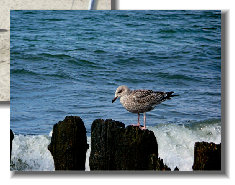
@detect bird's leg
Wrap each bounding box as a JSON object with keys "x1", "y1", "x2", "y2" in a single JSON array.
[
  {"x1": 138, "y1": 112, "x2": 140, "y2": 126},
  {"x1": 131, "y1": 113, "x2": 140, "y2": 127},
  {"x1": 140, "y1": 112, "x2": 147, "y2": 130}
]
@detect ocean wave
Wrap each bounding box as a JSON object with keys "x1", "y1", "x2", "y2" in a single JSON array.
[
  {"x1": 11, "y1": 68, "x2": 74, "y2": 81},
  {"x1": 149, "y1": 119, "x2": 221, "y2": 171},
  {"x1": 44, "y1": 72, "x2": 75, "y2": 80},
  {"x1": 157, "y1": 72, "x2": 200, "y2": 82},
  {"x1": 116, "y1": 14, "x2": 130, "y2": 18},
  {"x1": 39, "y1": 53, "x2": 72, "y2": 59},
  {"x1": 11, "y1": 68, "x2": 39, "y2": 76},
  {"x1": 158, "y1": 28, "x2": 177, "y2": 34},
  {"x1": 94, "y1": 49, "x2": 107, "y2": 54},
  {"x1": 22, "y1": 11, "x2": 36, "y2": 15},
  {"x1": 11, "y1": 135, "x2": 54, "y2": 171},
  {"x1": 40, "y1": 18, "x2": 65, "y2": 22},
  {"x1": 66, "y1": 59, "x2": 106, "y2": 70}
]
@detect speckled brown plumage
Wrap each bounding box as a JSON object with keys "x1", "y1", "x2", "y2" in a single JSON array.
[{"x1": 112, "y1": 85, "x2": 177, "y2": 129}]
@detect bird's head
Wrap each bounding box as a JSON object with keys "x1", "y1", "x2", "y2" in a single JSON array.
[{"x1": 112, "y1": 85, "x2": 130, "y2": 103}]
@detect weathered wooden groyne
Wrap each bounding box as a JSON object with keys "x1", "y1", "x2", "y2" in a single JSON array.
[{"x1": 25, "y1": 115, "x2": 220, "y2": 171}]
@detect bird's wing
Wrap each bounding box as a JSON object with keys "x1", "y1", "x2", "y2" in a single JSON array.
[{"x1": 132, "y1": 90, "x2": 166, "y2": 104}]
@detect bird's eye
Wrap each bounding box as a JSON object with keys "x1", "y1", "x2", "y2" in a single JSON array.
[{"x1": 118, "y1": 89, "x2": 123, "y2": 94}]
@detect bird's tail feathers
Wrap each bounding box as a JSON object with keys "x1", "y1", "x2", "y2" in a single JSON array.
[{"x1": 165, "y1": 91, "x2": 179, "y2": 99}]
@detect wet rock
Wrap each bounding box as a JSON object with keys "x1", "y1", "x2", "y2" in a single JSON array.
[
  {"x1": 156, "y1": 158, "x2": 171, "y2": 171},
  {"x1": 192, "y1": 142, "x2": 221, "y2": 170},
  {"x1": 10, "y1": 129, "x2": 14, "y2": 160},
  {"x1": 174, "y1": 166, "x2": 179, "y2": 171},
  {"x1": 89, "y1": 119, "x2": 158, "y2": 170},
  {"x1": 149, "y1": 154, "x2": 171, "y2": 171},
  {"x1": 48, "y1": 116, "x2": 88, "y2": 170}
]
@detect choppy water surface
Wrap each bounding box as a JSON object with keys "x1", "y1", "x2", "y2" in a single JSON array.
[{"x1": 10, "y1": 10, "x2": 221, "y2": 171}]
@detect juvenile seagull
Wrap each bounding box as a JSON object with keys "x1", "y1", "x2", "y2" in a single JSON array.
[{"x1": 112, "y1": 85, "x2": 178, "y2": 129}]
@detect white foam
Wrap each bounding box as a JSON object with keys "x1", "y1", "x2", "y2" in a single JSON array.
[
  {"x1": 11, "y1": 135, "x2": 54, "y2": 171},
  {"x1": 49, "y1": 130, "x2": 53, "y2": 137},
  {"x1": 85, "y1": 137, "x2": 91, "y2": 171},
  {"x1": 148, "y1": 121, "x2": 221, "y2": 171},
  {"x1": 11, "y1": 134, "x2": 91, "y2": 171}
]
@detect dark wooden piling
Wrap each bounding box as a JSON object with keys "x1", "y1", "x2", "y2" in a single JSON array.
[
  {"x1": 89, "y1": 119, "x2": 159, "y2": 170},
  {"x1": 192, "y1": 142, "x2": 221, "y2": 170},
  {"x1": 48, "y1": 116, "x2": 88, "y2": 170}
]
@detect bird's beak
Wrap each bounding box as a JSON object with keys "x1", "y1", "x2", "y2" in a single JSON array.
[{"x1": 112, "y1": 96, "x2": 118, "y2": 103}]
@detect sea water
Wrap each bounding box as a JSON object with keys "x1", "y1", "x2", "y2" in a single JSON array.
[{"x1": 10, "y1": 10, "x2": 221, "y2": 171}]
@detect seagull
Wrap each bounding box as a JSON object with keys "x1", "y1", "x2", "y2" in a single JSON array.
[{"x1": 112, "y1": 85, "x2": 178, "y2": 130}]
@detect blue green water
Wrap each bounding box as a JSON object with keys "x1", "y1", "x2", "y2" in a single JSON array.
[{"x1": 10, "y1": 10, "x2": 221, "y2": 136}]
